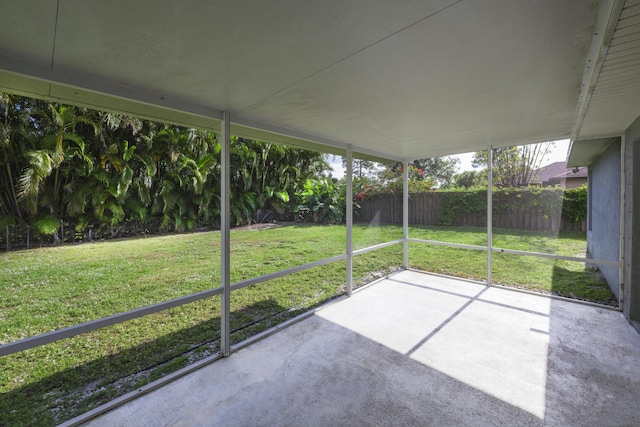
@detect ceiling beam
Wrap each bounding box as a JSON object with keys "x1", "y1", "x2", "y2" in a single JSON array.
[{"x1": 0, "y1": 56, "x2": 223, "y2": 130}]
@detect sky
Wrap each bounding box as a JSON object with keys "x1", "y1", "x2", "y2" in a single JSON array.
[
  {"x1": 455, "y1": 139, "x2": 570, "y2": 171},
  {"x1": 328, "y1": 139, "x2": 571, "y2": 179}
]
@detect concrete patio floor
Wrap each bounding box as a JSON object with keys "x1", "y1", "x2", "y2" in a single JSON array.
[{"x1": 81, "y1": 270, "x2": 640, "y2": 426}]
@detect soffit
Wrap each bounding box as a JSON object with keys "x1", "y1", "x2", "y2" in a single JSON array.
[
  {"x1": 573, "y1": 0, "x2": 640, "y2": 139},
  {"x1": 567, "y1": 137, "x2": 619, "y2": 167}
]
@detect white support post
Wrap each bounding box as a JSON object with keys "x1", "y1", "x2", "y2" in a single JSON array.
[
  {"x1": 346, "y1": 146, "x2": 353, "y2": 296},
  {"x1": 487, "y1": 147, "x2": 493, "y2": 286},
  {"x1": 619, "y1": 135, "x2": 626, "y2": 307},
  {"x1": 220, "y1": 111, "x2": 231, "y2": 356},
  {"x1": 403, "y1": 160, "x2": 409, "y2": 269}
]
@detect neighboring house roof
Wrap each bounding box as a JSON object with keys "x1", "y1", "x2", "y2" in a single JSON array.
[{"x1": 531, "y1": 161, "x2": 587, "y2": 185}]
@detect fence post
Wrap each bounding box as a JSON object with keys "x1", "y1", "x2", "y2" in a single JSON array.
[{"x1": 5, "y1": 225, "x2": 9, "y2": 252}]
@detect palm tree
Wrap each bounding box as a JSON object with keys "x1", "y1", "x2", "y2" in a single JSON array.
[
  {"x1": 0, "y1": 93, "x2": 30, "y2": 225},
  {"x1": 17, "y1": 104, "x2": 97, "y2": 238}
]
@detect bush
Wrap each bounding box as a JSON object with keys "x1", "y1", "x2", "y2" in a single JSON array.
[
  {"x1": 437, "y1": 186, "x2": 587, "y2": 226},
  {"x1": 294, "y1": 178, "x2": 345, "y2": 224}
]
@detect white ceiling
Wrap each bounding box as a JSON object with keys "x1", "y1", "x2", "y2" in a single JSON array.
[{"x1": 1, "y1": 0, "x2": 638, "y2": 162}]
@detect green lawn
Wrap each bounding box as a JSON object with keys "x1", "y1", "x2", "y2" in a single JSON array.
[
  {"x1": 0, "y1": 224, "x2": 614, "y2": 426},
  {"x1": 408, "y1": 225, "x2": 615, "y2": 302}
]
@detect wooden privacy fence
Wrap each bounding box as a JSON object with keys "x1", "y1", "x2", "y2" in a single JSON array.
[{"x1": 357, "y1": 192, "x2": 586, "y2": 233}]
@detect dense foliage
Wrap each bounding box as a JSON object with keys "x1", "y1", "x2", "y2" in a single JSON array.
[
  {"x1": 358, "y1": 184, "x2": 588, "y2": 227},
  {"x1": 295, "y1": 178, "x2": 346, "y2": 224},
  {"x1": 0, "y1": 94, "x2": 329, "y2": 239}
]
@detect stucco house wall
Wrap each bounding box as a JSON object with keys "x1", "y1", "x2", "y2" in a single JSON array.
[
  {"x1": 587, "y1": 141, "x2": 621, "y2": 299},
  {"x1": 623, "y1": 115, "x2": 640, "y2": 328},
  {"x1": 575, "y1": 113, "x2": 640, "y2": 330}
]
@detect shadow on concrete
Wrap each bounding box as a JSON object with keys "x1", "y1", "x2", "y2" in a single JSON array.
[
  {"x1": 83, "y1": 306, "x2": 544, "y2": 426},
  {"x1": 79, "y1": 270, "x2": 640, "y2": 426},
  {"x1": 544, "y1": 294, "x2": 640, "y2": 426}
]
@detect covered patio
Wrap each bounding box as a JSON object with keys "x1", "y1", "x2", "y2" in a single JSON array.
[
  {"x1": 3, "y1": 0, "x2": 640, "y2": 425},
  {"x1": 78, "y1": 270, "x2": 640, "y2": 426}
]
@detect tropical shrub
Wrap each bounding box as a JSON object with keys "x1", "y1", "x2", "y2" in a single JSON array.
[{"x1": 295, "y1": 178, "x2": 344, "y2": 224}]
